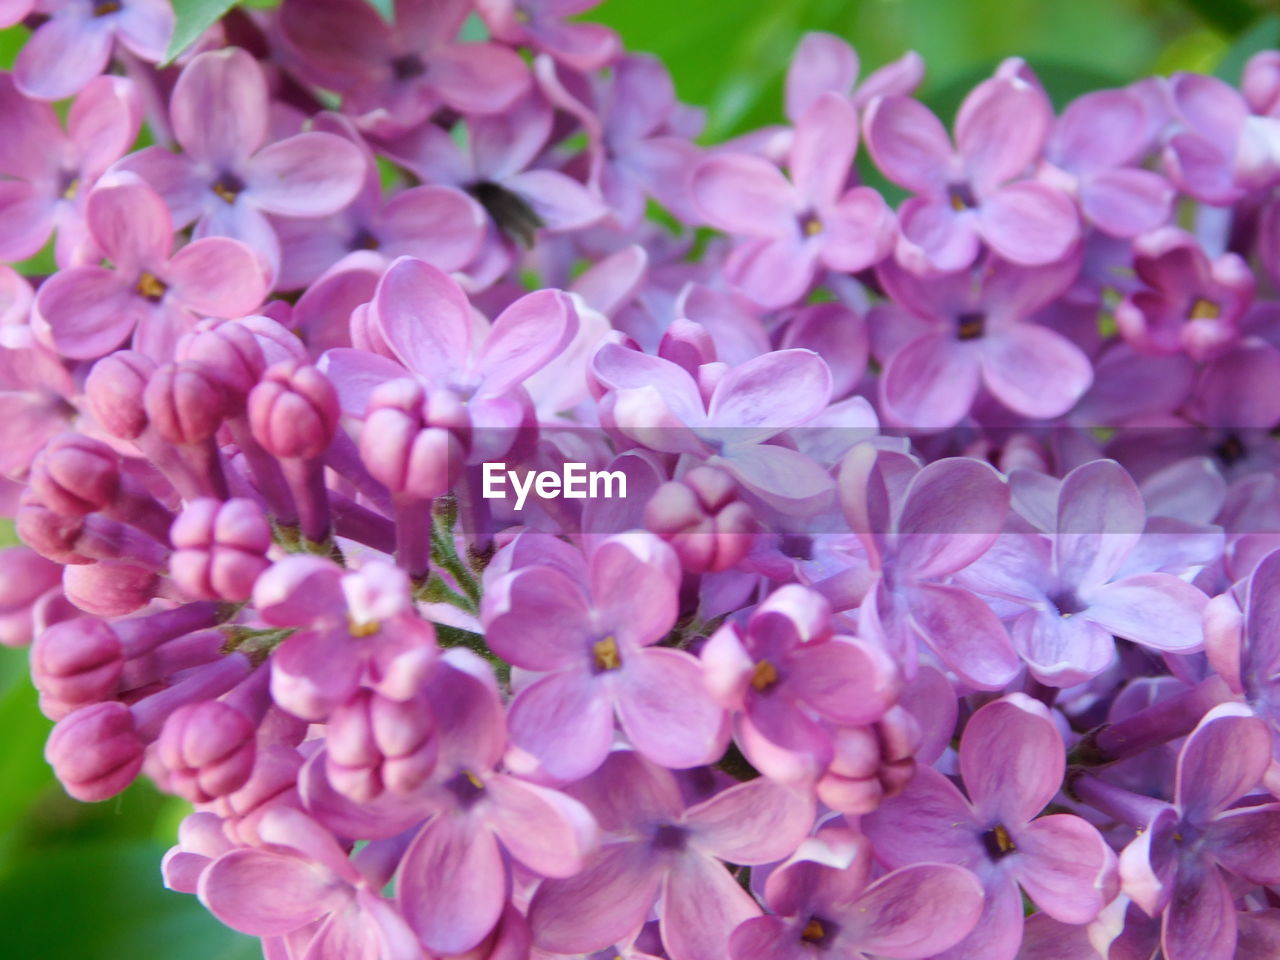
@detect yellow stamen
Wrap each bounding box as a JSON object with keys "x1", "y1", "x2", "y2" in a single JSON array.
[
  {"x1": 950, "y1": 192, "x2": 967, "y2": 211},
  {"x1": 593, "y1": 636, "x2": 621, "y2": 671},
  {"x1": 465, "y1": 770, "x2": 484, "y2": 790},
  {"x1": 750, "y1": 659, "x2": 779, "y2": 692},
  {"x1": 348, "y1": 617, "x2": 380, "y2": 638},
  {"x1": 94, "y1": 1, "x2": 122, "y2": 15},
  {"x1": 993, "y1": 822, "x2": 1015, "y2": 854},
  {"x1": 803, "y1": 215, "x2": 823, "y2": 236},
  {"x1": 136, "y1": 272, "x2": 167, "y2": 301},
  {"x1": 1189, "y1": 297, "x2": 1221, "y2": 321},
  {"x1": 801, "y1": 919, "x2": 825, "y2": 943},
  {"x1": 62, "y1": 178, "x2": 80, "y2": 200}
]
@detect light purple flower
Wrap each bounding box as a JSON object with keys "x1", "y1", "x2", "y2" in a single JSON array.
[
  {"x1": 691, "y1": 92, "x2": 895, "y2": 309},
  {"x1": 872, "y1": 251, "x2": 1092, "y2": 428},
  {"x1": 960, "y1": 459, "x2": 1210, "y2": 685},
  {"x1": 32, "y1": 174, "x2": 268, "y2": 360},
  {"x1": 785, "y1": 32, "x2": 924, "y2": 123},
  {"x1": 864, "y1": 75, "x2": 1079, "y2": 272},
  {"x1": 14, "y1": 0, "x2": 172, "y2": 101},
  {"x1": 478, "y1": 0, "x2": 620, "y2": 71},
  {"x1": 116, "y1": 48, "x2": 367, "y2": 277},
  {"x1": 279, "y1": 0, "x2": 530, "y2": 131},
  {"x1": 1119, "y1": 704, "x2": 1280, "y2": 960},
  {"x1": 591, "y1": 340, "x2": 834, "y2": 506},
  {"x1": 865, "y1": 695, "x2": 1117, "y2": 960},
  {"x1": 527, "y1": 748, "x2": 813, "y2": 960},
  {"x1": 841, "y1": 448, "x2": 1020, "y2": 688},
  {"x1": 1039, "y1": 88, "x2": 1174, "y2": 238},
  {"x1": 0, "y1": 72, "x2": 141, "y2": 265},
  {"x1": 729, "y1": 827, "x2": 985, "y2": 960},
  {"x1": 482, "y1": 532, "x2": 725, "y2": 781}
]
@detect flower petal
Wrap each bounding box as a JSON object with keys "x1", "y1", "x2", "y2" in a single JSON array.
[
  {"x1": 615, "y1": 647, "x2": 725, "y2": 769},
  {"x1": 960, "y1": 694, "x2": 1063, "y2": 825},
  {"x1": 690, "y1": 154, "x2": 801, "y2": 236}
]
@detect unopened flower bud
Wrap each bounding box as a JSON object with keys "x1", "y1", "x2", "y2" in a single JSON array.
[
  {"x1": 156, "y1": 700, "x2": 257, "y2": 803},
  {"x1": 29, "y1": 433, "x2": 120, "y2": 516},
  {"x1": 360, "y1": 378, "x2": 470, "y2": 500},
  {"x1": 176, "y1": 321, "x2": 267, "y2": 413},
  {"x1": 63, "y1": 560, "x2": 160, "y2": 617},
  {"x1": 84, "y1": 350, "x2": 156, "y2": 440},
  {"x1": 248, "y1": 361, "x2": 340, "y2": 460},
  {"x1": 170, "y1": 498, "x2": 272, "y2": 602},
  {"x1": 645, "y1": 466, "x2": 756, "y2": 572},
  {"x1": 145, "y1": 361, "x2": 228, "y2": 444},
  {"x1": 45, "y1": 701, "x2": 145, "y2": 801},
  {"x1": 31, "y1": 617, "x2": 124, "y2": 709}
]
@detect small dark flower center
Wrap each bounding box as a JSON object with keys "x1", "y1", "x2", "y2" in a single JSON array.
[
  {"x1": 350, "y1": 228, "x2": 382, "y2": 251},
  {"x1": 93, "y1": 0, "x2": 123, "y2": 16},
  {"x1": 592, "y1": 636, "x2": 621, "y2": 672},
  {"x1": 799, "y1": 213, "x2": 823, "y2": 237},
  {"x1": 981, "y1": 823, "x2": 1017, "y2": 860},
  {"x1": 391, "y1": 54, "x2": 426, "y2": 81},
  {"x1": 652, "y1": 823, "x2": 688, "y2": 851},
  {"x1": 211, "y1": 171, "x2": 245, "y2": 205},
  {"x1": 1188, "y1": 297, "x2": 1221, "y2": 322},
  {"x1": 948, "y1": 182, "x2": 977, "y2": 211},
  {"x1": 444, "y1": 770, "x2": 486, "y2": 808},
  {"x1": 800, "y1": 915, "x2": 839, "y2": 946},
  {"x1": 468, "y1": 180, "x2": 544, "y2": 247},
  {"x1": 750, "y1": 660, "x2": 779, "y2": 693},
  {"x1": 1215, "y1": 433, "x2": 1247, "y2": 466},
  {"x1": 136, "y1": 272, "x2": 167, "y2": 302},
  {"x1": 1050, "y1": 591, "x2": 1084, "y2": 618},
  {"x1": 956, "y1": 311, "x2": 986, "y2": 341}
]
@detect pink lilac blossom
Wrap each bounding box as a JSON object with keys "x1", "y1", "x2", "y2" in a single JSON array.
[{"x1": 1, "y1": 8, "x2": 1280, "y2": 960}]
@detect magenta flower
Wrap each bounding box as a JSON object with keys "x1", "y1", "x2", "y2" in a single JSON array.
[
  {"x1": 116, "y1": 48, "x2": 367, "y2": 276},
  {"x1": 199, "y1": 807, "x2": 420, "y2": 960},
  {"x1": 865, "y1": 695, "x2": 1117, "y2": 960},
  {"x1": 691, "y1": 92, "x2": 895, "y2": 309},
  {"x1": 841, "y1": 450, "x2": 1020, "y2": 688},
  {"x1": 320, "y1": 255, "x2": 579, "y2": 458},
  {"x1": 1040, "y1": 88, "x2": 1173, "y2": 238},
  {"x1": 272, "y1": 113, "x2": 486, "y2": 290},
  {"x1": 1205, "y1": 548, "x2": 1280, "y2": 739},
  {"x1": 253, "y1": 555, "x2": 437, "y2": 721},
  {"x1": 481, "y1": 532, "x2": 725, "y2": 781},
  {"x1": 14, "y1": 0, "x2": 172, "y2": 101},
  {"x1": 864, "y1": 75, "x2": 1079, "y2": 272},
  {"x1": 279, "y1": 0, "x2": 530, "y2": 131},
  {"x1": 478, "y1": 0, "x2": 620, "y2": 71},
  {"x1": 701, "y1": 584, "x2": 899, "y2": 783},
  {"x1": 32, "y1": 174, "x2": 268, "y2": 360},
  {"x1": 729, "y1": 827, "x2": 985, "y2": 960},
  {"x1": 1119, "y1": 705, "x2": 1280, "y2": 960},
  {"x1": 872, "y1": 251, "x2": 1092, "y2": 428},
  {"x1": 1162, "y1": 72, "x2": 1280, "y2": 204},
  {"x1": 959, "y1": 459, "x2": 1209, "y2": 686},
  {"x1": 1115, "y1": 227, "x2": 1255, "y2": 361},
  {"x1": 540, "y1": 52, "x2": 704, "y2": 230},
  {"x1": 591, "y1": 340, "x2": 834, "y2": 506},
  {"x1": 379, "y1": 90, "x2": 608, "y2": 278},
  {"x1": 390, "y1": 652, "x2": 598, "y2": 955},
  {"x1": 528, "y1": 749, "x2": 813, "y2": 960},
  {"x1": 0, "y1": 73, "x2": 141, "y2": 265}
]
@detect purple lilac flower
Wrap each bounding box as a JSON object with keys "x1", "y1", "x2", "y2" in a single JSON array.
[
  {"x1": 864, "y1": 73, "x2": 1080, "y2": 272},
  {"x1": 865, "y1": 695, "x2": 1117, "y2": 960}
]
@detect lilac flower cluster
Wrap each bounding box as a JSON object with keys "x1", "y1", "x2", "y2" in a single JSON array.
[{"x1": 4, "y1": 3, "x2": 1280, "y2": 959}]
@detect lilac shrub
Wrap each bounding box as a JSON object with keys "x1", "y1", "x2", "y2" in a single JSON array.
[{"x1": 2, "y1": 3, "x2": 1280, "y2": 959}]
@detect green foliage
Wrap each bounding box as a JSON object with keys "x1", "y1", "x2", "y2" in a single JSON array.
[{"x1": 165, "y1": 0, "x2": 241, "y2": 64}]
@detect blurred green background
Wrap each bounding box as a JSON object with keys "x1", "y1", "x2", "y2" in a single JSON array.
[{"x1": 1, "y1": 0, "x2": 1278, "y2": 957}]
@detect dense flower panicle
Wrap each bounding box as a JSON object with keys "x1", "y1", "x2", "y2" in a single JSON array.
[{"x1": 2, "y1": 4, "x2": 1280, "y2": 960}]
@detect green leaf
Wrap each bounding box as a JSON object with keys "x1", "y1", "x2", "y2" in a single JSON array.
[
  {"x1": 366, "y1": 0, "x2": 395, "y2": 22},
  {"x1": 0, "y1": 653, "x2": 53, "y2": 839},
  {"x1": 164, "y1": 0, "x2": 240, "y2": 65},
  {"x1": 1214, "y1": 13, "x2": 1280, "y2": 82},
  {"x1": 0, "y1": 842, "x2": 260, "y2": 960}
]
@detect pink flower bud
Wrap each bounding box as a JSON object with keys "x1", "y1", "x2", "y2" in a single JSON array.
[
  {"x1": 29, "y1": 432, "x2": 120, "y2": 516},
  {"x1": 360, "y1": 378, "x2": 470, "y2": 499},
  {"x1": 84, "y1": 350, "x2": 156, "y2": 440},
  {"x1": 156, "y1": 700, "x2": 257, "y2": 803},
  {"x1": 45, "y1": 701, "x2": 145, "y2": 802},
  {"x1": 176, "y1": 321, "x2": 267, "y2": 413},
  {"x1": 247, "y1": 361, "x2": 340, "y2": 460},
  {"x1": 817, "y1": 707, "x2": 921, "y2": 815},
  {"x1": 17, "y1": 490, "x2": 91, "y2": 564},
  {"x1": 170, "y1": 498, "x2": 272, "y2": 602},
  {"x1": 0, "y1": 546, "x2": 62, "y2": 647},
  {"x1": 144, "y1": 361, "x2": 228, "y2": 444},
  {"x1": 1244, "y1": 51, "x2": 1280, "y2": 117},
  {"x1": 658, "y1": 318, "x2": 716, "y2": 375},
  {"x1": 645, "y1": 466, "x2": 756, "y2": 572},
  {"x1": 31, "y1": 617, "x2": 124, "y2": 709},
  {"x1": 63, "y1": 560, "x2": 159, "y2": 617},
  {"x1": 326, "y1": 689, "x2": 437, "y2": 802}
]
